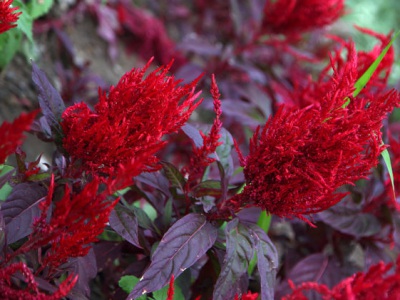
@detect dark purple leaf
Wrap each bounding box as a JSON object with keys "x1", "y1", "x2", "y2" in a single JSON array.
[
  {"x1": 32, "y1": 62, "x2": 65, "y2": 137},
  {"x1": 109, "y1": 204, "x2": 142, "y2": 249},
  {"x1": 249, "y1": 224, "x2": 278, "y2": 300},
  {"x1": 318, "y1": 205, "x2": 381, "y2": 238},
  {"x1": 0, "y1": 211, "x2": 5, "y2": 252},
  {"x1": 161, "y1": 162, "x2": 187, "y2": 190},
  {"x1": 181, "y1": 124, "x2": 203, "y2": 148},
  {"x1": 135, "y1": 171, "x2": 171, "y2": 197},
  {"x1": 275, "y1": 253, "x2": 345, "y2": 300},
  {"x1": 129, "y1": 213, "x2": 217, "y2": 299},
  {"x1": 62, "y1": 248, "x2": 97, "y2": 298},
  {"x1": 1, "y1": 183, "x2": 47, "y2": 244},
  {"x1": 93, "y1": 4, "x2": 119, "y2": 60},
  {"x1": 178, "y1": 35, "x2": 222, "y2": 56},
  {"x1": 213, "y1": 218, "x2": 254, "y2": 300}
]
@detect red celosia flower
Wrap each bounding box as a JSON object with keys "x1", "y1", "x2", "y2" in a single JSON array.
[
  {"x1": 61, "y1": 59, "x2": 202, "y2": 179},
  {"x1": 228, "y1": 43, "x2": 399, "y2": 224},
  {"x1": 233, "y1": 291, "x2": 259, "y2": 300},
  {"x1": 272, "y1": 29, "x2": 394, "y2": 110},
  {"x1": 0, "y1": 262, "x2": 77, "y2": 299},
  {"x1": 0, "y1": 0, "x2": 21, "y2": 34},
  {"x1": 0, "y1": 111, "x2": 38, "y2": 164},
  {"x1": 184, "y1": 74, "x2": 222, "y2": 184},
  {"x1": 261, "y1": 0, "x2": 344, "y2": 36},
  {"x1": 166, "y1": 275, "x2": 175, "y2": 300},
  {"x1": 284, "y1": 257, "x2": 400, "y2": 299},
  {"x1": 21, "y1": 175, "x2": 118, "y2": 273},
  {"x1": 116, "y1": 2, "x2": 186, "y2": 69}
]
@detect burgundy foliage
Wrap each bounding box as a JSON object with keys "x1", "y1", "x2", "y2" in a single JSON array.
[{"x1": 2, "y1": 0, "x2": 400, "y2": 299}]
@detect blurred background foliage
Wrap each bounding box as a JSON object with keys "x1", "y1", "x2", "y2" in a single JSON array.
[{"x1": 344, "y1": 0, "x2": 400, "y2": 85}]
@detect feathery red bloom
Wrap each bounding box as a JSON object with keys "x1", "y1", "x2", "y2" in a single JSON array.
[
  {"x1": 0, "y1": 0, "x2": 21, "y2": 34},
  {"x1": 261, "y1": 0, "x2": 344, "y2": 36},
  {"x1": 61, "y1": 59, "x2": 202, "y2": 179},
  {"x1": 229, "y1": 42, "x2": 400, "y2": 223},
  {"x1": 233, "y1": 291, "x2": 259, "y2": 300},
  {"x1": 0, "y1": 262, "x2": 77, "y2": 300},
  {"x1": 184, "y1": 74, "x2": 222, "y2": 183},
  {"x1": 0, "y1": 111, "x2": 38, "y2": 164},
  {"x1": 284, "y1": 257, "x2": 400, "y2": 299},
  {"x1": 24, "y1": 175, "x2": 118, "y2": 273}
]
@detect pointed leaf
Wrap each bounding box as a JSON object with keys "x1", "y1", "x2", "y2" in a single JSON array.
[
  {"x1": 318, "y1": 205, "x2": 381, "y2": 237},
  {"x1": 161, "y1": 162, "x2": 187, "y2": 190},
  {"x1": 249, "y1": 224, "x2": 278, "y2": 300},
  {"x1": 181, "y1": 124, "x2": 203, "y2": 148},
  {"x1": 213, "y1": 218, "x2": 254, "y2": 300},
  {"x1": 353, "y1": 31, "x2": 400, "y2": 97},
  {"x1": 27, "y1": 0, "x2": 54, "y2": 19},
  {"x1": 32, "y1": 62, "x2": 65, "y2": 137},
  {"x1": 62, "y1": 248, "x2": 97, "y2": 297},
  {"x1": 109, "y1": 204, "x2": 142, "y2": 249},
  {"x1": 1, "y1": 182, "x2": 47, "y2": 244},
  {"x1": 129, "y1": 214, "x2": 217, "y2": 299}
]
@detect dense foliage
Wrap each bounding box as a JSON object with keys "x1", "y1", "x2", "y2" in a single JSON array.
[{"x1": 1, "y1": 0, "x2": 400, "y2": 299}]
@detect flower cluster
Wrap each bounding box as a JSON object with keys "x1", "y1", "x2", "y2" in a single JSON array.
[
  {"x1": 262, "y1": 0, "x2": 344, "y2": 36},
  {"x1": 0, "y1": 262, "x2": 77, "y2": 300},
  {"x1": 229, "y1": 43, "x2": 399, "y2": 223},
  {"x1": 284, "y1": 258, "x2": 400, "y2": 299},
  {"x1": 0, "y1": 111, "x2": 38, "y2": 164},
  {"x1": 20, "y1": 175, "x2": 118, "y2": 274},
  {"x1": 0, "y1": 0, "x2": 20, "y2": 34},
  {"x1": 61, "y1": 59, "x2": 202, "y2": 179}
]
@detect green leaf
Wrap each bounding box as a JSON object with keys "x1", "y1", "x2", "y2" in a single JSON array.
[
  {"x1": 0, "y1": 165, "x2": 14, "y2": 201},
  {"x1": 26, "y1": 0, "x2": 54, "y2": 19},
  {"x1": 353, "y1": 31, "x2": 400, "y2": 97},
  {"x1": 119, "y1": 276, "x2": 147, "y2": 299},
  {"x1": 382, "y1": 148, "x2": 395, "y2": 199},
  {"x1": 13, "y1": 1, "x2": 33, "y2": 42},
  {"x1": 0, "y1": 29, "x2": 22, "y2": 68}
]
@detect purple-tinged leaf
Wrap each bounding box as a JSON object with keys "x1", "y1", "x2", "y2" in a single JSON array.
[
  {"x1": 192, "y1": 180, "x2": 222, "y2": 197},
  {"x1": 275, "y1": 253, "x2": 345, "y2": 300},
  {"x1": 62, "y1": 248, "x2": 97, "y2": 298},
  {"x1": 178, "y1": 35, "x2": 223, "y2": 56},
  {"x1": 213, "y1": 218, "x2": 254, "y2": 300},
  {"x1": 248, "y1": 224, "x2": 278, "y2": 300},
  {"x1": 32, "y1": 62, "x2": 65, "y2": 137},
  {"x1": 318, "y1": 205, "x2": 381, "y2": 238},
  {"x1": 181, "y1": 124, "x2": 203, "y2": 148},
  {"x1": 128, "y1": 213, "x2": 217, "y2": 299},
  {"x1": 0, "y1": 211, "x2": 5, "y2": 253},
  {"x1": 161, "y1": 162, "x2": 187, "y2": 190},
  {"x1": 1, "y1": 183, "x2": 47, "y2": 244},
  {"x1": 135, "y1": 171, "x2": 171, "y2": 197},
  {"x1": 109, "y1": 204, "x2": 142, "y2": 249}
]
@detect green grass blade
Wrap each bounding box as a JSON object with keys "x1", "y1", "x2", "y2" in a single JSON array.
[
  {"x1": 353, "y1": 31, "x2": 400, "y2": 97},
  {"x1": 381, "y1": 148, "x2": 395, "y2": 199}
]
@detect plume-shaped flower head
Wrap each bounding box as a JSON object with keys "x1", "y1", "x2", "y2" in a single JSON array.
[
  {"x1": 262, "y1": 0, "x2": 344, "y2": 36},
  {"x1": 61, "y1": 59, "x2": 202, "y2": 178},
  {"x1": 0, "y1": 0, "x2": 21, "y2": 34},
  {"x1": 229, "y1": 43, "x2": 399, "y2": 224}
]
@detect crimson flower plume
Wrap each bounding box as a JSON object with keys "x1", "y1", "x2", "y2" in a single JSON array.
[
  {"x1": 61, "y1": 59, "x2": 202, "y2": 179},
  {"x1": 0, "y1": 0, "x2": 21, "y2": 34},
  {"x1": 227, "y1": 43, "x2": 400, "y2": 224},
  {"x1": 284, "y1": 257, "x2": 400, "y2": 299},
  {"x1": 0, "y1": 262, "x2": 77, "y2": 299},
  {"x1": 261, "y1": 0, "x2": 344, "y2": 36},
  {"x1": 184, "y1": 74, "x2": 222, "y2": 183},
  {"x1": 0, "y1": 111, "x2": 38, "y2": 164},
  {"x1": 22, "y1": 175, "x2": 118, "y2": 273}
]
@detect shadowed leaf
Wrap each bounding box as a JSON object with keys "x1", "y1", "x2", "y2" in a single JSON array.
[{"x1": 129, "y1": 213, "x2": 217, "y2": 299}]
